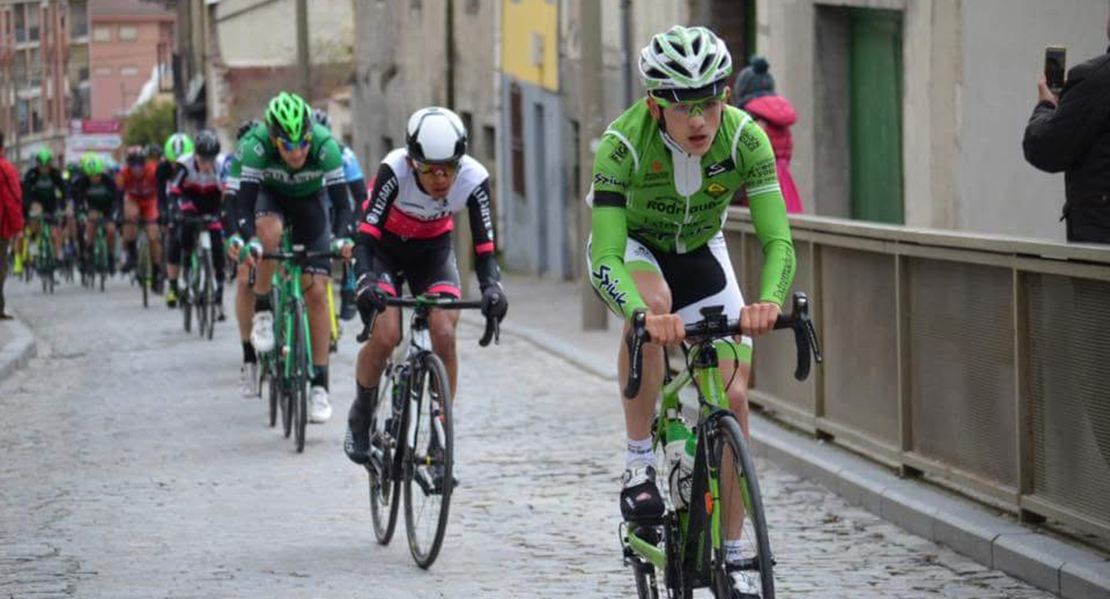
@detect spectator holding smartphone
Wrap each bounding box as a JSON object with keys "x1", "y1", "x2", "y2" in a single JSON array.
[{"x1": 1022, "y1": 9, "x2": 1110, "y2": 243}]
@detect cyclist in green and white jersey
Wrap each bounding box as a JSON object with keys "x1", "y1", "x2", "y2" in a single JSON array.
[
  {"x1": 587, "y1": 26, "x2": 796, "y2": 545},
  {"x1": 225, "y1": 92, "x2": 354, "y2": 422}
]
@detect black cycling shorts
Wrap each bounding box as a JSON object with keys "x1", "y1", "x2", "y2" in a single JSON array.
[
  {"x1": 368, "y1": 233, "x2": 461, "y2": 299},
  {"x1": 255, "y1": 188, "x2": 332, "y2": 276}
]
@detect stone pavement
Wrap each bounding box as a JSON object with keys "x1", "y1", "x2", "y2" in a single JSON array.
[{"x1": 0, "y1": 276, "x2": 1061, "y2": 598}]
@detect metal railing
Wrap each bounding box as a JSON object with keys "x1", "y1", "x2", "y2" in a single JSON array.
[{"x1": 725, "y1": 208, "x2": 1110, "y2": 541}]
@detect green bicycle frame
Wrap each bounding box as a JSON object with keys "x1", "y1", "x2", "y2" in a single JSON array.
[
  {"x1": 627, "y1": 344, "x2": 753, "y2": 576},
  {"x1": 274, "y1": 234, "x2": 314, "y2": 382}
]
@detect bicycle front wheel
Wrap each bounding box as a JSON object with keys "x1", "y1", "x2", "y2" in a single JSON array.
[
  {"x1": 137, "y1": 234, "x2": 151, "y2": 308},
  {"x1": 369, "y1": 366, "x2": 401, "y2": 545},
  {"x1": 709, "y1": 414, "x2": 775, "y2": 599},
  {"x1": 292, "y1": 300, "x2": 309, "y2": 453},
  {"x1": 403, "y1": 352, "x2": 454, "y2": 569}
]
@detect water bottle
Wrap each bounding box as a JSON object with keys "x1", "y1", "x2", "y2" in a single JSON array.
[{"x1": 664, "y1": 412, "x2": 692, "y2": 509}]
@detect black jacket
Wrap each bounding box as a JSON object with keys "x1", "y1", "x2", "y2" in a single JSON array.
[{"x1": 1023, "y1": 48, "x2": 1110, "y2": 243}]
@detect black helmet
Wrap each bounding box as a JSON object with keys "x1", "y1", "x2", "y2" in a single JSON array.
[
  {"x1": 311, "y1": 108, "x2": 331, "y2": 131},
  {"x1": 195, "y1": 129, "x2": 220, "y2": 158},
  {"x1": 125, "y1": 146, "x2": 145, "y2": 166},
  {"x1": 236, "y1": 119, "x2": 259, "y2": 141}
]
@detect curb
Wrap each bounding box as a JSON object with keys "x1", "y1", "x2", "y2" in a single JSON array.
[
  {"x1": 477, "y1": 313, "x2": 1110, "y2": 599},
  {"x1": 0, "y1": 314, "x2": 37, "y2": 384}
]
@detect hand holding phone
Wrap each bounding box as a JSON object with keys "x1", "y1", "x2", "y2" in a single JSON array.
[{"x1": 1045, "y1": 46, "x2": 1067, "y2": 96}]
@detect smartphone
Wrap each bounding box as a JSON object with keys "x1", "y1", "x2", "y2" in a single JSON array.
[{"x1": 1045, "y1": 46, "x2": 1066, "y2": 95}]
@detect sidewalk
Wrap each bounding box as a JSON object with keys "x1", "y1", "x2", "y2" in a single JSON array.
[
  {"x1": 461, "y1": 272, "x2": 1110, "y2": 599},
  {"x1": 0, "y1": 309, "x2": 36, "y2": 384}
]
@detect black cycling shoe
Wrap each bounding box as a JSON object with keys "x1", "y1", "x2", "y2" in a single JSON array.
[
  {"x1": 344, "y1": 425, "x2": 371, "y2": 465},
  {"x1": 121, "y1": 252, "x2": 136, "y2": 274},
  {"x1": 620, "y1": 464, "x2": 665, "y2": 522},
  {"x1": 340, "y1": 290, "x2": 357, "y2": 321}
]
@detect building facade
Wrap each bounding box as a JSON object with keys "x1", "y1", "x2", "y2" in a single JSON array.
[
  {"x1": 88, "y1": 0, "x2": 173, "y2": 120},
  {"x1": 760, "y1": 0, "x2": 1109, "y2": 241},
  {"x1": 0, "y1": 0, "x2": 91, "y2": 169}
]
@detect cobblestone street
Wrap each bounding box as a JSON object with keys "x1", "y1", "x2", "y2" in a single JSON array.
[{"x1": 1, "y1": 280, "x2": 1057, "y2": 598}]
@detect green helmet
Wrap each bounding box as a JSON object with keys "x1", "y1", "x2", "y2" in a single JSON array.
[
  {"x1": 36, "y1": 147, "x2": 53, "y2": 167},
  {"x1": 83, "y1": 154, "x2": 105, "y2": 177},
  {"x1": 639, "y1": 26, "x2": 732, "y2": 98},
  {"x1": 265, "y1": 91, "x2": 312, "y2": 143},
  {"x1": 164, "y1": 133, "x2": 194, "y2": 162}
]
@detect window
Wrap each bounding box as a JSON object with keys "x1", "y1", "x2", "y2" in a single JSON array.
[
  {"x1": 13, "y1": 52, "x2": 26, "y2": 88},
  {"x1": 510, "y1": 83, "x2": 525, "y2": 197},
  {"x1": 483, "y1": 125, "x2": 496, "y2": 160},
  {"x1": 14, "y1": 6, "x2": 25, "y2": 43},
  {"x1": 120, "y1": 66, "x2": 139, "y2": 76},
  {"x1": 27, "y1": 5, "x2": 39, "y2": 41},
  {"x1": 28, "y1": 48, "x2": 41, "y2": 86},
  {"x1": 70, "y1": 1, "x2": 88, "y2": 38},
  {"x1": 92, "y1": 26, "x2": 111, "y2": 42},
  {"x1": 78, "y1": 66, "x2": 90, "y2": 83},
  {"x1": 460, "y1": 111, "x2": 473, "y2": 150},
  {"x1": 118, "y1": 25, "x2": 137, "y2": 42},
  {"x1": 93, "y1": 66, "x2": 113, "y2": 76}
]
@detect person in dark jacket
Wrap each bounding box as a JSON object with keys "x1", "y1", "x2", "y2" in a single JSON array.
[{"x1": 1023, "y1": 14, "x2": 1110, "y2": 243}]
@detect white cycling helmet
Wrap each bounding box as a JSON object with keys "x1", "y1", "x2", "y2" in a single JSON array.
[
  {"x1": 406, "y1": 107, "x2": 468, "y2": 164},
  {"x1": 639, "y1": 25, "x2": 732, "y2": 101}
]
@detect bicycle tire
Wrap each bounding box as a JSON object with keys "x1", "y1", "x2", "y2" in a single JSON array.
[
  {"x1": 202, "y1": 248, "x2": 216, "y2": 340},
  {"x1": 292, "y1": 300, "x2": 308, "y2": 453},
  {"x1": 403, "y1": 352, "x2": 454, "y2": 569},
  {"x1": 369, "y1": 366, "x2": 401, "y2": 544},
  {"x1": 137, "y1": 233, "x2": 151, "y2": 308},
  {"x1": 709, "y1": 415, "x2": 775, "y2": 599},
  {"x1": 182, "y1": 265, "x2": 192, "y2": 333},
  {"x1": 264, "y1": 360, "x2": 278, "y2": 427}
]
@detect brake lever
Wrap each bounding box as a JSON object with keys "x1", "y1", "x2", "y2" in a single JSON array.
[
  {"x1": 623, "y1": 309, "x2": 648, "y2": 399},
  {"x1": 355, "y1": 309, "x2": 380, "y2": 343}
]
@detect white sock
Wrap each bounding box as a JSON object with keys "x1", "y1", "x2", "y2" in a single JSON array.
[
  {"x1": 725, "y1": 539, "x2": 744, "y2": 562},
  {"x1": 626, "y1": 437, "x2": 655, "y2": 469}
]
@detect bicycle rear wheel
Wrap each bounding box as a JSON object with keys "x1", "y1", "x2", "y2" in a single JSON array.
[
  {"x1": 369, "y1": 364, "x2": 401, "y2": 544},
  {"x1": 202, "y1": 249, "x2": 216, "y2": 340},
  {"x1": 292, "y1": 300, "x2": 309, "y2": 453},
  {"x1": 709, "y1": 415, "x2": 775, "y2": 599},
  {"x1": 262, "y1": 358, "x2": 278, "y2": 427},
  {"x1": 403, "y1": 352, "x2": 454, "y2": 569},
  {"x1": 137, "y1": 233, "x2": 151, "y2": 308}
]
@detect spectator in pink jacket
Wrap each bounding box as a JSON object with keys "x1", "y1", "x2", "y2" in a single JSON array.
[
  {"x1": 733, "y1": 57, "x2": 803, "y2": 214},
  {"x1": 0, "y1": 131, "x2": 24, "y2": 319}
]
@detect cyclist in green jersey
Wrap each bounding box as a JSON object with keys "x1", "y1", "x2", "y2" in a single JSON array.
[
  {"x1": 588, "y1": 26, "x2": 796, "y2": 556},
  {"x1": 22, "y1": 148, "x2": 67, "y2": 264},
  {"x1": 228, "y1": 92, "x2": 353, "y2": 423}
]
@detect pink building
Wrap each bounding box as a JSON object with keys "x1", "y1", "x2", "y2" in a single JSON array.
[{"x1": 89, "y1": 0, "x2": 174, "y2": 120}]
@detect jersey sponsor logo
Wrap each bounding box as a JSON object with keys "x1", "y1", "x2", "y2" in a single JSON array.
[
  {"x1": 365, "y1": 175, "x2": 398, "y2": 225},
  {"x1": 594, "y1": 173, "x2": 626, "y2": 188},
  {"x1": 740, "y1": 129, "x2": 761, "y2": 152},
  {"x1": 471, "y1": 185, "x2": 495, "y2": 239},
  {"x1": 252, "y1": 142, "x2": 265, "y2": 156},
  {"x1": 259, "y1": 167, "x2": 327, "y2": 185},
  {"x1": 608, "y1": 142, "x2": 629, "y2": 165},
  {"x1": 746, "y1": 161, "x2": 777, "y2": 182},
  {"x1": 646, "y1": 198, "x2": 719, "y2": 215},
  {"x1": 704, "y1": 158, "x2": 735, "y2": 178},
  {"x1": 651, "y1": 160, "x2": 663, "y2": 173},
  {"x1": 705, "y1": 182, "x2": 729, "y2": 199},
  {"x1": 591, "y1": 264, "x2": 627, "y2": 309}
]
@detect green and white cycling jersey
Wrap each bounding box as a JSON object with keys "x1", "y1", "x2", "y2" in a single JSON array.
[
  {"x1": 235, "y1": 122, "x2": 345, "y2": 197},
  {"x1": 588, "y1": 100, "x2": 795, "y2": 319}
]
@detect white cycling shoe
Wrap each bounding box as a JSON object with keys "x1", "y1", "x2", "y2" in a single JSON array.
[
  {"x1": 309, "y1": 386, "x2": 332, "y2": 423},
  {"x1": 250, "y1": 310, "x2": 275, "y2": 353},
  {"x1": 239, "y1": 362, "x2": 259, "y2": 397}
]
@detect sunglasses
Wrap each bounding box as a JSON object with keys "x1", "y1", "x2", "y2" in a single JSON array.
[
  {"x1": 653, "y1": 92, "x2": 727, "y2": 117},
  {"x1": 276, "y1": 134, "x2": 312, "y2": 152},
  {"x1": 413, "y1": 160, "x2": 459, "y2": 176}
]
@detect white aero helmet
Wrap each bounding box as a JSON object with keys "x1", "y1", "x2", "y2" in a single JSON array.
[
  {"x1": 639, "y1": 25, "x2": 733, "y2": 101},
  {"x1": 406, "y1": 107, "x2": 468, "y2": 164}
]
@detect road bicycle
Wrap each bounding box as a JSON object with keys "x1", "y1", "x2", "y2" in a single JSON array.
[
  {"x1": 357, "y1": 294, "x2": 499, "y2": 568},
  {"x1": 621, "y1": 293, "x2": 821, "y2": 599}
]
